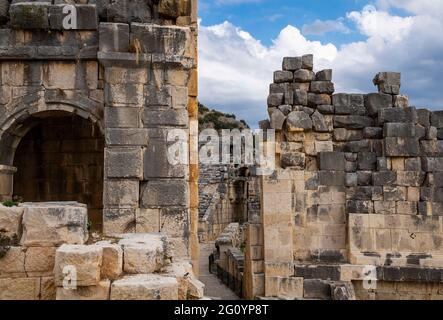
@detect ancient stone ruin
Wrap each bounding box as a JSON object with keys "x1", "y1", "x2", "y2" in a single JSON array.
[
  {"x1": 0, "y1": 0, "x2": 202, "y2": 300},
  {"x1": 1, "y1": 0, "x2": 443, "y2": 301}
]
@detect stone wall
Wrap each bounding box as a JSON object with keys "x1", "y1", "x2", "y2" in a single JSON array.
[
  {"x1": 244, "y1": 54, "x2": 443, "y2": 300},
  {"x1": 0, "y1": 0, "x2": 199, "y2": 271},
  {"x1": 0, "y1": 202, "x2": 204, "y2": 300}
]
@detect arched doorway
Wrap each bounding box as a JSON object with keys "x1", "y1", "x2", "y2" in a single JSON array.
[{"x1": 10, "y1": 110, "x2": 104, "y2": 231}]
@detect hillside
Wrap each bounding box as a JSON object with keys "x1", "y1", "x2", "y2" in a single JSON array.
[{"x1": 198, "y1": 103, "x2": 249, "y2": 132}]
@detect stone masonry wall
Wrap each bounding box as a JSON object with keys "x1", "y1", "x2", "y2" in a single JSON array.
[
  {"x1": 247, "y1": 54, "x2": 443, "y2": 299},
  {"x1": 0, "y1": 0, "x2": 199, "y2": 271}
]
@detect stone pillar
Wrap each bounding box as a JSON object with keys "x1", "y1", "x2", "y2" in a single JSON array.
[
  {"x1": 261, "y1": 170, "x2": 294, "y2": 297},
  {"x1": 0, "y1": 165, "x2": 17, "y2": 201}
]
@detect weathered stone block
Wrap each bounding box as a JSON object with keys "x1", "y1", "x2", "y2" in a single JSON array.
[
  {"x1": 312, "y1": 111, "x2": 332, "y2": 132},
  {"x1": 302, "y1": 54, "x2": 314, "y2": 70},
  {"x1": 384, "y1": 186, "x2": 407, "y2": 201},
  {"x1": 25, "y1": 247, "x2": 56, "y2": 274},
  {"x1": 333, "y1": 128, "x2": 363, "y2": 141},
  {"x1": 103, "y1": 207, "x2": 137, "y2": 235},
  {"x1": 379, "y1": 107, "x2": 418, "y2": 124},
  {"x1": 396, "y1": 171, "x2": 425, "y2": 187},
  {"x1": 105, "y1": 147, "x2": 143, "y2": 179},
  {"x1": 319, "y1": 171, "x2": 346, "y2": 186},
  {"x1": 140, "y1": 180, "x2": 188, "y2": 207},
  {"x1": 280, "y1": 152, "x2": 305, "y2": 169},
  {"x1": 105, "y1": 128, "x2": 148, "y2": 146},
  {"x1": 0, "y1": 205, "x2": 23, "y2": 238},
  {"x1": 54, "y1": 244, "x2": 103, "y2": 287},
  {"x1": 373, "y1": 72, "x2": 401, "y2": 94},
  {"x1": 95, "y1": 241, "x2": 123, "y2": 280},
  {"x1": 0, "y1": 247, "x2": 25, "y2": 276},
  {"x1": 383, "y1": 123, "x2": 416, "y2": 138},
  {"x1": 422, "y1": 158, "x2": 443, "y2": 172},
  {"x1": 0, "y1": 278, "x2": 40, "y2": 300},
  {"x1": 105, "y1": 107, "x2": 140, "y2": 128},
  {"x1": 310, "y1": 81, "x2": 334, "y2": 94},
  {"x1": 56, "y1": 280, "x2": 111, "y2": 300},
  {"x1": 431, "y1": 111, "x2": 443, "y2": 128},
  {"x1": 270, "y1": 109, "x2": 286, "y2": 130},
  {"x1": 373, "y1": 171, "x2": 397, "y2": 186},
  {"x1": 99, "y1": 23, "x2": 130, "y2": 52},
  {"x1": 293, "y1": 89, "x2": 308, "y2": 106},
  {"x1": 118, "y1": 234, "x2": 166, "y2": 274},
  {"x1": 318, "y1": 152, "x2": 345, "y2": 171},
  {"x1": 358, "y1": 152, "x2": 377, "y2": 170},
  {"x1": 110, "y1": 274, "x2": 178, "y2": 300},
  {"x1": 10, "y1": 3, "x2": 49, "y2": 30},
  {"x1": 394, "y1": 95, "x2": 409, "y2": 108},
  {"x1": 267, "y1": 93, "x2": 284, "y2": 108},
  {"x1": 420, "y1": 141, "x2": 443, "y2": 157},
  {"x1": 144, "y1": 139, "x2": 187, "y2": 179},
  {"x1": 385, "y1": 137, "x2": 420, "y2": 157},
  {"x1": 274, "y1": 70, "x2": 293, "y2": 83},
  {"x1": 364, "y1": 93, "x2": 393, "y2": 115},
  {"x1": 103, "y1": 180, "x2": 139, "y2": 206},
  {"x1": 20, "y1": 202, "x2": 88, "y2": 247},
  {"x1": 282, "y1": 57, "x2": 302, "y2": 71},
  {"x1": 316, "y1": 69, "x2": 332, "y2": 81},
  {"x1": 286, "y1": 111, "x2": 312, "y2": 131},
  {"x1": 363, "y1": 127, "x2": 383, "y2": 139},
  {"x1": 307, "y1": 93, "x2": 331, "y2": 106},
  {"x1": 333, "y1": 116, "x2": 374, "y2": 129}
]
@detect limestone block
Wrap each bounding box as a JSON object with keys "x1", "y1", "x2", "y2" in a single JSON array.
[
  {"x1": 379, "y1": 107, "x2": 418, "y2": 124},
  {"x1": 187, "y1": 277, "x2": 205, "y2": 300},
  {"x1": 110, "y1": 274, "x2": 178, "y2": 300},
  {"x1": 20, "y1": 202, "x2": 88, "y2": 247},
  {"x1": 142, "y1": 108, "x2": 188, "y2": 127},
  {"x1": 25, "y1": 247, "x2": 56, "y2": 274},
  {"x1": 267, "y1": 93, "x2": 284, "y2": 108},
  {"x1": 103, "y1": 180, "x2": 139, "y2": 206},
  {"x1": 105, "y1": 83, "x2": 144, "y2": 107},
  {"x1": 140, "y1": 180, "x2": 188, "y2": 207},
  {"x1": 274, "y1": 71, "x2": 293, "y2": 83},
  {"x1": 280, "y1": 152, "x2": 305, "y2": 169},
  {"x1": 385, "y1": 137, "x2": 420, "y2": 157},
  {"x1": 105, "y1": 67, "x2": 148, "y2": 85},
  {"x1": 103, "y1": 207, "x2": 137, "y2": 235},
  {"x1": 0, "y1": 277, "x2": 41, "y2": 300},
  {"x1": 307, "y1": 93, "x2": 331, "y2": 106},
  {"x1": 364, "y1": 93, "x2": 393, "y2": 115},
  {"x1": 54, "y1": 244, "x2": 103, "y2": 287},
  {"x1": 294, "y1": 69, "x2": 315, "y2": 82},
  {"x1": 333, "y1": 115, "x2": 374, "y2": 129},
  {"x1": 311, "y1": 110, "x2": 332, "y2": 132},
  {"x1": 384, "y1": 123, "x2": 416, "y2": 138},
  {"x1": 302, "y1": 54, "x2": 314, "y2": 70},
  {"x1": 0, "y1": 247, "x2": 25, "y2": 276},
  {"x1": 40, "y1": 276, "x2": 56, "y2": 300},
  {"x1": 0, "y1": 205, "x2": 23, "y2": 237},
  {"x1": 318, "y1": 152, "x2": 345, "y2": 171},
  {"x1": 105, "y1": 147, "x2": 143, "y2": 179},
  {"x1": 316, "y1": 69, "x2": 332, "y2": 81},
  {"x1": 310, "y1": 81, "x2": 334, "y2": 94},
  {"x1": 162, "y1": 260, "x2": 193, "y2": 300},
  {"x1": 373, "y1": 72, "x2": 401, "y2": 94},
  {"x1": 286, "y1": 111, "x2": 312, "y2": 131},
  {"x1": 94, "y1": 241, "x2": 123, "y2": 280},
  {"x1": 104, "y1": 107, "x2": 140, "y2": 128},
  {"x1": 105, "y1": 128, "x2": 148, "y2": 146},
  {"x1": 10, "y1": 3, "x2": 49, "y2": 30},
  {"x1": 282, "y1": 57, "x2": 302, "y2": 71},
  {"x1": 119, "y1": 234, "x2": 166, "y2": 274},
  {"x1": 363, "y1": 127, "x2": 383, "y2": 139},
  {"x1": 56, "y1": 280, "x2": 111, "y2": 300},
  {"x1": 394, "y1": 95, "x2": 409, "y2": 108},
  {"x1": 99, "y1": 23, "x2": 130, "y2": 52},
  {"x1": 270, "y1": 109, "x2": 286, "y2": 130}
]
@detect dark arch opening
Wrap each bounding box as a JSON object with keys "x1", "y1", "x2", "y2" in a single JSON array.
[{"x1": 12, "y1": 111, "x2": 104, "y2": 231}]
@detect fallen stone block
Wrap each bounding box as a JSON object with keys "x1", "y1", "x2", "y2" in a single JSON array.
[
  {"x1": 56, "y1": 280, "x2": 111, "y2": 300},
  {"x1": 20, "y1": 202, "x2": 88, "y2": 247},
  {"x1": 119, "y1": 234, "x2": 166, "y2": 274},
  {"x1": 54, "y1": 244, "x2": 103, "y2": 287},
  {"x1": 95, "y1": 241, "x2": 123, "y2": 280},
  {"x1": 110, "y1": 274, "x2": 178, "y2": 300}
]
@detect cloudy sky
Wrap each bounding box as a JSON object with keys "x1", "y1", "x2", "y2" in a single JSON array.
[{"x1": 198, "y1": 0, "x2": 443, "y2": 127}]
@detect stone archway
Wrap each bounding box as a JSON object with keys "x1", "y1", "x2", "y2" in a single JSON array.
[{"x1": 0, "y1": 103, "x2": 104, "y2": 231}]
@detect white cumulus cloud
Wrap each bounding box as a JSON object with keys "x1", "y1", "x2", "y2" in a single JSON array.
[{"x1": 198, "y1": 4, "x2": 443, "y2": 127}]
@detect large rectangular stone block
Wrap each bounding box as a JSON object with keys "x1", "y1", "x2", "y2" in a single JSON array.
[
  {"x1": 140, "y1": 180, "x2": 188, "y2": 207},
  {"x1": 20, "y1": 202, "x2": 88, "y2": 247},
  {"x1": 142, "y1": 108, "x2": 188, "y2": 127},
  {"x1": 10, "y1": 3, "x2": 50, "y2": 30},
  {"x1": 99, "y1": 23, "x2": 130, "y2": 52},
  {"x1": 105, "y1": 107, "x2": 140, "y2": 128},
  {"x1": 103, "y1": 180, "x2": 139, "y2": 206},
  {"x1": 364, "y1": 93, "x2": 392, "y2": 115},
  {"x1": 94, "y1": 241, "x2": 123, "y2": 280},
  {"x1": 0, "y1": 205, "x2": 23, "y2": 238},
  {"x1": 105, "y1": 128, "x2": 148, "y2": 146},
  {"x1": 105, "y1": 147, "x2": 143, "y2": 179},
  {"x1": 25, "y1": 247, "x2": 56, "y2": 274},
  {"x1": 333, "y1": 116, "x2": 374, "y2": 129},
  {"x1": 103, "y1": 207, "x2": 137, "y2": 235},
  {"x1": 110, "y1": 274, "x2": 178, "y2": 300},
  {"x1": 379, "y1": 107, "x2": 418, "y2": 124},
  {"x1": 385, "y1": 137, "x2": 420, "y2": 157},
  {"x1": 0, "y1": 247, "x2": 25, "y2": 276},
  {"x1": 318, "y1": 152, "x2": 345, "y2": 171},
  {"x1": 422, "y1": 158, "x2": 443, "y2": 172},
  {"x1": 54, "y1": 244, "x2": 103, "y2": 287},
  {"x1": 0, "y1": 278, "x2": 41, "y2": 300},
  {"x1": 383, "y1": 123, "x2": 416, "y2": 138},
  {"x1": 56, "y1": 280, "x2": 111, "y2": 300}
]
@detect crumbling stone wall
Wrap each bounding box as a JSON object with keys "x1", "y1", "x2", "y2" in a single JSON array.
[
  {"x1": 243, "y1": 54, "x2": 443, "y2": 300},
  {"x1": 0, "y1": 0, "x2": 199, "y2": 271}
]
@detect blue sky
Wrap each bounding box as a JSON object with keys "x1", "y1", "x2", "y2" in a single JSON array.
[{"x1": 198, "y1": 0, "x2": 443, "y2": 127}]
